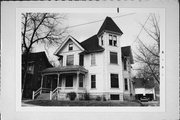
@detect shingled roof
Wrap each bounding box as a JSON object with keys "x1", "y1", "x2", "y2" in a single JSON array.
[
  {"x1": 97, "y1": 16, "x2": 123, "y2": 35},
  {"x1": 22, "y1": 52, "x2": 53, "y2": 67},
  {"x1": 80, "y1": 35, "x2": 104, "y2": 54},
  {"x1": 42, "y1": 65, "x2": 88, "y2": 74}
]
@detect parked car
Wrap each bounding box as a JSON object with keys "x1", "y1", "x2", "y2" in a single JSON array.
[{"x1": 140, "y1": 97, "x2": 149, "y2": 102}]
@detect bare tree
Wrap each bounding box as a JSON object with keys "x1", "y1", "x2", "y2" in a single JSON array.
[
  {"x1": 21, "y1": 13, "x2": 68, "y2": 97},
  {"x1": 134, "y1": 14, "x2": 160, "y2": 84}
]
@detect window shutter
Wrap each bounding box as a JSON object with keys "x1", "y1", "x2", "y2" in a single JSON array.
[
  {"x1": 124, "y1": 78, "x2": 128, "y2": 90},
  {"x1": 91, "y1": 54, "x2": 96, "y2": 65},
  {"x1": 91, "y1": 75, "x2": 96, "y2": 88}
]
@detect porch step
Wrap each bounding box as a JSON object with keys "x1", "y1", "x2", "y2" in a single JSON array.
[{"x1": 36, "y1": 93, "x2": 50, "y2": 100}]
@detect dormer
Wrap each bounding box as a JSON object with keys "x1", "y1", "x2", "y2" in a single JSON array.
[{"x1": 97, "y1": 16, "x2": 123, "y2": 47}]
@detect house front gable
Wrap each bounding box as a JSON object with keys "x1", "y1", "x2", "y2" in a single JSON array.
[{"x1": 54, "y1": 35, "x2": 85, "y2": 56}]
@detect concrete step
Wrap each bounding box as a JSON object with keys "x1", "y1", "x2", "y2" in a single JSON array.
[{"x1": 36, "y1": 93, "x2": 50, "y2": 100}]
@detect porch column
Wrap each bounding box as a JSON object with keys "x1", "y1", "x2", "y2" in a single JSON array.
[
  {"x1": 76, "y1": 72, "x2": 80, "y2": 90},
  {"x1": 41, "y1": 74, "x2": 44, "y2": 89},
  {"x1": 40, "y1": 74, "x2": 44, "y2": 94},
  {"x1": 57, "y1": 73, "x2": 60, "y2": 87}
]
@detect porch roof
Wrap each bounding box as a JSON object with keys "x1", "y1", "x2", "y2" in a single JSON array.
[{"x1": 41, "y1": 65, "x2": 88, "y2": 74}]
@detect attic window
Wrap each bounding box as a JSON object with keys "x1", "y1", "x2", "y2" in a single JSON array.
[
  {"x1": 69, "y1": 43, "x2": 73, "y2": 51},
  {"x1": 109, "y1": 34, "x2": 117, "y2": 46}
]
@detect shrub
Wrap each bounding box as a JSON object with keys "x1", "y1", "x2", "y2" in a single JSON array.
[
  {"x1": 103, "y1": 96, "x2": 106, "y2": 101},
  {"x1": 67, "y1": 92, "x2": 77, "y2": 101},
  {"x1": 96, "y1": 96, "x2": 101, "y2": 101},
  {"x1": 84, "y1": 92, "x2": 90, "y2": 100}
]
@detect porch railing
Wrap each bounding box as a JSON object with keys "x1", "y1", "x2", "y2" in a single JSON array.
[
  {"x1": 32, "y1": 87, "x2": 42, "y2": 100},
  {"x1": 50, "y1": 87, "x2": 61, "y2": 100},
  {"x1": 32, "y1": 87, "x2": 51, "y2": 100}
]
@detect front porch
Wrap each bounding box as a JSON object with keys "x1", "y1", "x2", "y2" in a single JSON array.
[{"x1": 32, "y1": 65, "x2": 88, "y2": 100}]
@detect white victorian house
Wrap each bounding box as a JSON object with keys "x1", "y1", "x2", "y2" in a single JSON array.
[{"x1": 32, "y1": 17, "x2": 134, "y2": 101}]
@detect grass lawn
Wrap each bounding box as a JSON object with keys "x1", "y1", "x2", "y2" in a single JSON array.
[{"x1": 23, "y1": 100, "x2": 142, "y2": 106}]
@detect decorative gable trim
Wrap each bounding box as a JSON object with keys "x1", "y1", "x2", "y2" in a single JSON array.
[{"x1": 54, "y1": 35, "x2": 85, "y2": 55}]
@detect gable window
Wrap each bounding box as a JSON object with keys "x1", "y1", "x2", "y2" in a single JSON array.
[
  {"x1": 110, "y1": 52, "x2": 118, "y2": 64},
  {"x1": 66, "y1": 55, "x2": 74, "y2": 66},
  {"x1": 91, "y1": 75, "x2": 96, "y2": 88},
  {"x1": 68, "y1": 43, "x2": 73, "y2": 51},
  {"x1": 111, "y1": 74, "x2": 119, "y2": 88},
  {"x1": 91, "y1": 54, "x2": 96, "y2": 66},
  {"x1": 109, "y1": 34, "x2": 117, "y2": 46},
  {"x1": 79, "y1": 75, "x2": 83, "y2": 87},
  {"x1": 124, "y1": 78, "x2": 128, "y2": 91},
  {"x1": 101, "y1": 36, "x2": 103, "y2": 46}
]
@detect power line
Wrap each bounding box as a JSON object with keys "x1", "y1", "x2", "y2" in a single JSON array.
[
  {"x1": 67, "y1": 13, "x2": 136, "y2": 29},
  {"x1": 131, "y1": 14, "x2": 151, "y2": 46}
]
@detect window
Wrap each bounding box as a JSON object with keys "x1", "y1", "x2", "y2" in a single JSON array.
[
  {"x1": 109, "y1": 34, "x2": 113, "y2": 46},
  {"x1": 65, "y1": 75, "x2": 73, "y2": 87},
  {"x1": 79, "y1": 75, "x2": 83, "y2": 87},
  {"x1": 124, "y1": 58, "x2": 127, "y2": 70},
  {"x1": 113, "y1": 36, "x2": 117, "y2": 46},
  {"x1": 91, "y1": 75, "x2": 96, "y2": 88},
  {"x1": 91, "y1": 54, "x2": 96, "y2": 66},
  {"x1": 68, "y1": 43, "x2": 73, "y2": 51},
  {"x1": 27, "y1": 62, "x2": 34, "y2": 74},
  {"x1": 109, "y1": 34, "x2": 117, "y2": 46},
  {"x1": 110, "y1": 52, "x2": 118, "y2": 64},
  {"x1": 79, "y1": 55, "x2": 84, "y2": 66},
  {"x1": 111, "y1": 74, "x2": 119, "y2": 88},
  {"x1": 110, "y1": 94, "x2": 119, "y2": 100},
  {"x1": 124, "y1": 78, "x2": 128, "y2": 91},
  {"x1": 101, "y1": 36, "x2": 103, "y2": 45},
  {"x1": 66, "y1": 55, "x2": 74, "y2": 66}
]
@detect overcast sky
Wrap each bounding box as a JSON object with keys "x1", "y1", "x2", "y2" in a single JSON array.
[{"x1": 33, "y1": 8, "x2": 163, "y2": 74}]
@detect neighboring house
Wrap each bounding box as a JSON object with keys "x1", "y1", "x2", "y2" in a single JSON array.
[
  {"x1": 34, "y1": 17, "x2": 134, "y2": 101},
  {"x1": 22, "y1": 52, "x2": 53, "y2": 98},
  {"x1": 133, "y1": 78, "x2": 156, "y2": 101}
]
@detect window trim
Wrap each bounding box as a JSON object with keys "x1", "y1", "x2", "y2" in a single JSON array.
[
  {"x1": 109, "y1": 34, "x2": 117, "y2": 47},
  {"x1": 124, "y1": 58, "x2": 127, "y2": 70},
  {"x1": 65, "y1": 75, "x2": 73, "y2": 87},
  {"x1": 66, "y1": 54, "x2": 74, "y2": 66},
  {"x1": 110, "y1": 94, "x2": 120, "y2": 100},
  {"x1": 68, "y1": 43, "x2": 73, "y2": 51},
  {"x1": 91, "y1": 53, "x2": 96, "y2": 66},
  {"x1": 110, "y1": 73, "x2": 119, "y2": 88},
  {"x1": 27, "y1": 62, "x2": 34, "y2": 74},
  {"x1": 124, "y1": 78, "x2": 128, "y2": 91},
  {"x1": 101, "y1": 35, "x2": 103, "y2": 46},
  {"x1": 79, "y1": 74, "x2": 83, "y2": 88},
  {"x1": 91, "y1": 74, "x2": 96, "y2": 89},
  {"x1": 110, "y1": 51, "x2": 118, "y2": 64}
]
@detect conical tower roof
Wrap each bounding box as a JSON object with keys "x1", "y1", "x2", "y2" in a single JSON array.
[{"x1": 97, "y1": 16, "x2": 123, "y2": 35}]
